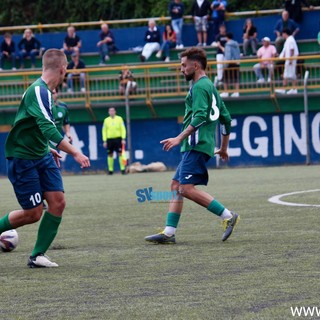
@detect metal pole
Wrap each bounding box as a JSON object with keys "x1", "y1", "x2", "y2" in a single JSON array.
[
  {"x1": 303, "y1": 70, "x2": 310, "y2": 165},
  {"x1": 125, "y1": 82, "x2": 132, "y2": 165}
]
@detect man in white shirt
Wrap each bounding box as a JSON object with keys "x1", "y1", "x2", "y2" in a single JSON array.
[
  {"x1": 253, "y1": 37, "x2": 277, "y2": 83},
  {"x1": 275, "y1": 28, "x2": 299, "y2": 94}
]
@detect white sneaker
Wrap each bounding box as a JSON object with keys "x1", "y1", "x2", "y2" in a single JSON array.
[
  {"x1": 287, "y1": 89, "x2": 297, "y2": 95},
  {"x1": 81, "y1": 87, "x2": 86, "y2": 93},
  {"x1": 104, "y1": 55, "x2": 110, "y2": 62},
  {"x1": 231, "y1": 92, "x2": 239, "y2": 98},
  {"x1": 67, "y1": 88, "x2": 73, "y2": 93},
  {"x1": 27, "y1": 254, "x2": 59, "y2": 268},
  {"x1": 275, "y1": 89, "x2": 286, "y2": 94},
  {"x1": 267, "y1": 77, "x2": 271, "y2": 83},
  {"x1": 12, "y1": 67, "x2": 17, "y2": 71},
  {"x1": 179, "y1": 44, "x2": 184, "y2": 49},
  {"x1": 156, "y1": 51, "x2": 162, "y2": 58},
  {"x1": 164, "y1": 57, "x2": 170, "y2": 62},
  {"x1": 99, "y1": 62, "x2": 106, "y2": 66},
  {"x1": 203, "y1": 43, "x2": 207, "y2": 47},
  {"x1": 197, "y1": 43, "x2": 202, "y2": 47},
  {"x1": 220, "y1": 92, "x2": 229, "y2": 98},
  {"x1": 257, "y1": 78, "x2": 265, "y2": 84},
  {"x1": 211, "y1": 41, "x2": 218, "y2": 47}
]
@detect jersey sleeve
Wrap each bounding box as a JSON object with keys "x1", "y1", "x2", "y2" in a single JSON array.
[
  {"x1": 26, "y1": 86, "x2": 63, "y2": 147},
  {"x1": 218, "y1": 97, "x2": 232, "y2": 135},
  {"x1": 102, "y1": 118, "x2": 108, "y2": 142},
  {"x1": 120, "y1": 117, "x2": 126, "y2": 139},
  {"x1": 190, "y1": 84, "x2": 210, "y2": 129}
]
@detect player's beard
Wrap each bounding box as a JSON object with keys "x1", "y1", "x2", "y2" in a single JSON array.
[{"x1": 184, "y1": 71, "x2": 194, "y2": 82}]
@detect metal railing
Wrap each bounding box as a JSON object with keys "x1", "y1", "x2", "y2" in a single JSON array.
[
  {"x1": 0, "y1": 7, "x2": 319, "y2": 32},
  {"x1": 0, "y1": 55, "x2": 319, "y2": 111}
]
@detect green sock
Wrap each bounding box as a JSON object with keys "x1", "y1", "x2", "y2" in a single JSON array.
[
  {"x1": 0, "y1": 213, "x2": 13, "y2": 233},
  {"x1": 119, "y1": 155, "x2": 125, "y2": 171},
  {"x1": 166, "y1": 212, "x2": 181, "y2": 228},
  {"x1": 207, "y1": 199, "x2": 225, "y2": 216},
  {"x1": 108, "y1": 156, "x2": 114, "y2": 172},
  {"x1": 31, "y1": 211, "x2": 62, "y2": 257}
]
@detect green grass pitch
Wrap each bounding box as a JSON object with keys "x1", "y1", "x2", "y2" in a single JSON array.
[{"x1": 0, "y1": 165, "x2": 319, "y2": 320}]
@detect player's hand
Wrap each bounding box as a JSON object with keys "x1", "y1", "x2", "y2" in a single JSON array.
[
  {"x1": 73, "y1": 152, "x2": 90, "y2": 168},
  {"x1": 67, "y1": 135, "x2": 73, "y2": 144},
  {"x1": 160, "y1": 137, "x2": 181, "y2": 151},
  {"x1": 50, "y1": 148, "x2": 62, "y2": 168},
  {"x1": 122, "y1": 139, "x2": 126, "y2": 145},
  {"x1": 103, "y1": 142, "x2": 107, "y2": 149},
  {"x1": 214, "y1": 148, "x2": 229, "y2": 161}
]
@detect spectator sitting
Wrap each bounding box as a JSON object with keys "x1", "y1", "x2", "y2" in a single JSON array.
[
  {"x1": 213, "y1": 24, "x2": 228, "y2": 87},
  {"x1": 253, "y1": 37, "x2": 277, "y2": 83},
  {"x1": 140, "y1": 19, "x2": 161, "y2": 62},
  {"x1": 211, "y1": 0, "x2": 227, "y2": 39},
  {"x1": 97, "y1": 23, "x2": 117, "y2": 66},
  {"x1": 275, "y1": 28, "x2": 299, "y2": 95},
  {"x1": 274, "y1": 10, "x2": 299, "y2": 54},
  {"x1": 18, "y1": 28, "x2": 41, "y2": 69},
  {"x1": 156, "y1": 24, "x2": 176, "y2": 62},
  {"x1": 191, "y1": 0, "x2": 212, "y2": 46},
  {"x1": 62, "y1": 26, "x2": 81, "y2": 57},
  {"x1": 220, "y1": 32, "x2": 240, "y2": 98},
  {"x1": 242, "y1": 18, "x2": 258, "y2": 56},
  {"x1": 0, "y1": 33, "x2": 17, "y2": 71},
  {"x1": 284, "y1": 0, "x2": 313, "y2": 23},
  {"x1": 169, "y1": 0, "x2": 185, "y2": 49},
  {"x1": 66, "y1": 52, "x2": 86, "y2": 93},
  {"x1": 119, "y1": 65, "x2": 137, "y2": 95}
]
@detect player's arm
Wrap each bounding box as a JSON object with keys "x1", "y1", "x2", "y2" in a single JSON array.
[
  {"x1": 57, "y1": 139, "x2": 90, "y2": 168},
  {"x1": 102, "y1": 118, "x2": 108, "y2": 148},
  {"x1": 161, "y1": 125, "x2": 195, "y2": 151},
  {"x1": 62, "y1": 124, "x2": 72, "y2": 143},
  {"x1": 215, "y1": 99, "x2": 232, "y2": 161}
]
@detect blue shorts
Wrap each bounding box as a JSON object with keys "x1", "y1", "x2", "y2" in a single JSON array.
[
  {"x1": 173, "y1": 150, "x2": 210, "y2": 185},
  {"x1": 7, "y1": 153, "x2": 64, "y2": 210}
]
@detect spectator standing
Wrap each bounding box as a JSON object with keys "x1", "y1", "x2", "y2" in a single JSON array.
[
  {"x1": 119, "y1": 65, "x2": 137, "y2": 95},
  {"x1": 169, "y1": 0, "x2": 185, "y2": 48},
  {"x1": 275, "y1": 28, "x2": 299, "y2": 95},
  {"x1": 102, "y1": 107, "x2": 127, "y2": 175},
  {"x1": 211, "y1": 0, "x2": 227, "y2": 39},
  {"x1": 253, "y1": 37, "x2": 277, "y2": 83},
  {"x1": 66, "y1": 53, "x2": 86, "y2": 93},
  {"x1": 191, "y1": 0, "x2": 212, "y2": 47},
  {"x1": 18, "y1": 28, "x2": 41, "y2": 69},
  {"x1": 0, "y1": 33, "x2": 16, "y2": 70},
  {"x1": 52, "y1": 88, "x2": 72, "y2": 144},
  {"x1": 274, "y1": 10, "x2": 299, "y2": 54},
  {"x1": 156, "y1": 24, "x2": 177, "y2": 62},
  {"x1": 284, "y1": 0, "x2": 314, "y2": 23},
  {"x1": 242, "y1": 18, "x2": 258, "y2": 56},
  {"x1": 140, "y1": 19, "x2": 161, "y2": 62},
  {"x1": 97, "y1": 23, "x2": 117, "y2": 65},
  {"x1": 220, "y1": 32, "x2": 240, "y2": 98},
  {"x1": 62, "y1": 26, "x2": 81, "y2": 57},
  {"x1": 214, "y1": 24, "x2": 228, "y2": 87}
]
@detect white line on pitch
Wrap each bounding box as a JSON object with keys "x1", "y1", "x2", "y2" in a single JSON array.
[{"x1": 268, "y1": 189, "x2": 320, "y2": 207}]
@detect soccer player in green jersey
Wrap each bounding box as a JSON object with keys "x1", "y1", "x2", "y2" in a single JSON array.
[
  {"x1": 52, "y1": 87, "x2": 72, "y2": 143},
  {"x1": 145, "y1": 47, "x2": 239, "y2": 244},
  {"x1": 0, "y1": 49, "x2": 90, "y2": 267}
]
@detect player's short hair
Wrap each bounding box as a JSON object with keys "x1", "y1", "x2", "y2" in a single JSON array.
[
  {"x1": 282, "y1": 28, "x2": 292, "y2": 36},
  {"x1": 180, "y1": 47, "x2": 207, "y2": 70},
  {"x1": 42, "y1": 49, "x2": 67, "y2": 71}
]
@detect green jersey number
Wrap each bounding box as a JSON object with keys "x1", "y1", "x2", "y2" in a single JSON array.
[{"x1": 209, "y1": 94, "x2": 220, "y2": 121}]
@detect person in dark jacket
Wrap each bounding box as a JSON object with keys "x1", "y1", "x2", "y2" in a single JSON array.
[
  {"x1": 284, "y1": 0, "x2": 313, "y2": 23},
  {"x1": 18, "y1": 28, "x2": 41, "y2": 69},
  {"x1": 140, "y1": 19, "x2": 161, "y2": 62},
  {"x1": 191, "y1": 0, "x2": 212, "y2": 46},
  {"x1": 0, "y1": 33, "x2": 16, "y2": 70},
  {"x1": 169, "y1": 0, "x2": 185, "y2": 48}
]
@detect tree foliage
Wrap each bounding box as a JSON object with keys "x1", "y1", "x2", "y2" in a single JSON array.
[{"x1": 0, "y1": 0, "x2": 318, "y2": 27}]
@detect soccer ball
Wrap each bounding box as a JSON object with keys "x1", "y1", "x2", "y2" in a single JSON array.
[{"x1": 0, "y1": 229, "x2": 19, "y2": 252}]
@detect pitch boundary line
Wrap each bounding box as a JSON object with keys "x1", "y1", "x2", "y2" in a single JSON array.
[{"x1": 268, "y1": 189, "x2": 320, "y2": 207}]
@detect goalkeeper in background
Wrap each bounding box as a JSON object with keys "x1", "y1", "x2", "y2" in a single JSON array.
[{"x1": 102, "y1": 107, "x2": 126, "y2": 175}]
